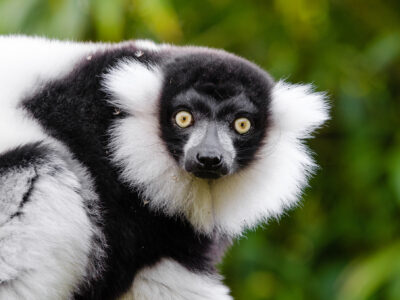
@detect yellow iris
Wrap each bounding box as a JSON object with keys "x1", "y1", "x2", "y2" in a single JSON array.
[
  {"x1": 175, "y1": 111, "x2": 193, "y2": 128},
  {"x1": 234, "y1": 118, "x2": 251, "y2": 134}
]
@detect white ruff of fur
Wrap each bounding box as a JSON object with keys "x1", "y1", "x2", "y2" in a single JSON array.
[
  {"x1": 106, "y1": 61, "x2": 330, "y2": 236},
  {"x1": 211, "y1": 80, "x2": 329, "y2": 235}
]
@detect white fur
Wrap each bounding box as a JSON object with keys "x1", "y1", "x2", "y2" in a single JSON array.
[
  {"x1": 134, "y1": 39, "x2": 159, "y2": 51},
  {"x1": 0, "y1": 150, "x2": 100, "y2": 299},
  {"x1": 0, "y1": 168, "x2": 36, "y2": 226},
  {"x1": 103, "y1": 60, "x2": 163, "y2": 114},
  {"x1": 53, "y1": 142, "x2": 107, "y2": 286},
  {"x1": 119, "y1": 259, "x2": 232, "y2": 300},
  {"x1": 106, "y1": 59, "x2": 329, "y2": 236},
  {"x1": 216, "y1": 125, "x2": 236, "y2": 168},
  {"x1": 183, "y1": 122, "x2": 207, "y2": 154},
  {"x1": 270, "y1": 80, "x2": 329, "y2": 137}
]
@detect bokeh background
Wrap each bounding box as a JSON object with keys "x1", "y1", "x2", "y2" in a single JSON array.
[{"x1": 1, "y1": 0, "x2": 399, "y2": 299}]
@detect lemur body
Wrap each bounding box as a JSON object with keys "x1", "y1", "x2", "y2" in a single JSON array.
[{"x1": 0, "y1": 36, "x2": 328, "y2": 299}]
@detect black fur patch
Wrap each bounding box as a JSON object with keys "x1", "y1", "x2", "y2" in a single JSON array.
[
  {"x1": 0, "y1": 142, "x2": 47, "y2": 172},
  {"x1": 9, "y1": 169, "x2": 39, "y2": 218},
  {"x1": 23, "y1": 44, "x2": 219, "y2": 300}
]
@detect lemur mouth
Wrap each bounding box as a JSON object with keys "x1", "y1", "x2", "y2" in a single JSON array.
[{"x1": 192, "y1": 170, "x2": 223, "y2": 179}]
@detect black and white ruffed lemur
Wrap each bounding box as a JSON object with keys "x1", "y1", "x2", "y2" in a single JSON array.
[{"x1": 0, "y1": 36, "x2": 329, "y2": 300}]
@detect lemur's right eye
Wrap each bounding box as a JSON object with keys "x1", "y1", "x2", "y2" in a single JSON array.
[
  {"x1": 175, "y1": 111, "x2": 193, "y2": 128},
  {"x1": 234, "y1": 117, "x2": 251, "y2": 134}
]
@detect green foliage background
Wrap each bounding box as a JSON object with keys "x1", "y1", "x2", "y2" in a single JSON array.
[{"x1": 1, "y1": 0, "x2": 399, "y2": 299}]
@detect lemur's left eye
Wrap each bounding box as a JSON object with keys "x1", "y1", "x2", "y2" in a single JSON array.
[
  {"x1": 234, "y1": 118, "x2": 251, "y2": 134},
  {"x1": 175, "y1": 111, "x2": 193, "y2": 128}
]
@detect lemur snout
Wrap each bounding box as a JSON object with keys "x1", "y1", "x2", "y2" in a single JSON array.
[
  {"x1": 184, "y1": 124, "x2": 231, "y2": 179},
  {"x1": 196, "y1": 151, "x2": 222, "y2": 168},
  {"x1": 192, "y1": 149, "x2": 227, "y2": 179},
  {"x1": 186, "y1": 147, "x2": 228, "y2": 179}
]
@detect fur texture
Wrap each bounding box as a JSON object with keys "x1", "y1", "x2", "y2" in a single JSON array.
[
  {"x1": 121, "y1": 259, "x2": 232, "y2": 300},
  {"x1": 0, "y1": 35, "x2": 100, "y2": 154},
  {"x1": 0, "y1": 143, "x2": 105, "y2": 299}
]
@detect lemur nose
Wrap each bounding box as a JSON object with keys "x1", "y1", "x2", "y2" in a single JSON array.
[{"x1": 196, "y1": 152, "x2": 222, "y2": 168}]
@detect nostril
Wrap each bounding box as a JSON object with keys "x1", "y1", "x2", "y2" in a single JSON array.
[
  {"x1": 210, "y1": 155, "x2": 222, "y2": 166},
  {"x1": 196, "y1": 153, "x2": 222, "y2": 167}
]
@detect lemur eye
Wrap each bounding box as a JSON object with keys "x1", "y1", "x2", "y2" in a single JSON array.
[
  {"x1": 234, "y1": 118, "x2": 251, "y2": 134},
  {"x1": 175, "y1": 111, "x2": 193, "y2": 128}
]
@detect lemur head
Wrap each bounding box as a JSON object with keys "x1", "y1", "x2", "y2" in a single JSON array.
[
  {"x1": 105, "y1": 43, "x2": 329, "y2": 235},
  {"x1": 159, "y1": 52, "x2": 273, "y2": 179}
]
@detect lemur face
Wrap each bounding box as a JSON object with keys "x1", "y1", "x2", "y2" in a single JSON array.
[{"x1": 159, "y1": 53, "x2": 273, "y2": 179}]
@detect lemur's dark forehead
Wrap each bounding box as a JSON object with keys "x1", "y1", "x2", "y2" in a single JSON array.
[
  {"x1": 162, "y1": 51, "x2": 274, "y2": 108},
  {"x1": 172, "y1": 89, "x2": 258, "y2": 115}
]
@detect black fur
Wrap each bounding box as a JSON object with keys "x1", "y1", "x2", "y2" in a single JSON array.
[
  {"x1": 20, "y1": 44, "x2": 272, "y2": 299},
  {"x1": 0, "y1": 142, "x2": 47, "y2": 172}
]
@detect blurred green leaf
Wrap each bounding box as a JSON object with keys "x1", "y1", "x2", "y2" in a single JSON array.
[
  {"x1": 337, "y1": 241, "x2": 400, "y2": 300},
  {"x1": 135, "y1": 0, "x2": 182, "y2": 42},
  {"x1": 91, "y1": 0, "x2": 126, "y2": 41}
]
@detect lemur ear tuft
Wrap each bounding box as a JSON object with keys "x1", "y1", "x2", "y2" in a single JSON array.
[
  {"x1": 103, "y1": 60, "x2": 163, "y2": 114},
  {"x1": 270, "y1": 80, "x2": 330, "y2": 137}
]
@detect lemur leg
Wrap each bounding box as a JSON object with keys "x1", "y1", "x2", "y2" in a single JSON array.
[
  {"x1": 120, "y1": 258, "x2": 232, "y2": 300},
  {"x1": 0, "y1": 143, "x2": 103, "y2": 300}
]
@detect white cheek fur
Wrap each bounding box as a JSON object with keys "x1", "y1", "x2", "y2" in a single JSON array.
[
  {"x1": 211, "y1": 80, "x2": 329, "y2": 234},
  {"x1": 216, "y1": 125, "x2": 236, "y2": 169},
  {"x1": 183, "y1": 123, "x2": 207, "y2": 157},
  {"x1": 106, "y1": 60, "x2": 329, "y2": 236}
]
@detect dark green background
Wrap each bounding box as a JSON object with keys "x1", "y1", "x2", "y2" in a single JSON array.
[{"x1": 1, "y1": 0, "x2": 399, "y2": 299}]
